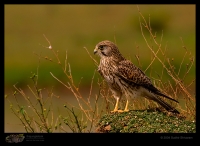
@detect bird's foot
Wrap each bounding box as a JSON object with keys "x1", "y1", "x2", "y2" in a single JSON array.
[
  {"x1": 123, "y1": 109, "x2": 129, "y2": 112},
  {"x1": 111, "y1": 109, "x2": 124, "y2": 113}
]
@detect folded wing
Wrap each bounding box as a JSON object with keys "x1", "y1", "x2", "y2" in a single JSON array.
[{"x1": 115, "y1": 60, "x2": 178, "y2": 103}]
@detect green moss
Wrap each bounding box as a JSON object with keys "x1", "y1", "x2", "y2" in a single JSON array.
[{"x1": 96, "y1": 110, "x2": 196, "y2": 133}]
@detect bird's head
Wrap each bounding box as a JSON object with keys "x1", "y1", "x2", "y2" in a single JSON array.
[{"x1": 94, "y1": 40, "x2": 124, "y2": 60}]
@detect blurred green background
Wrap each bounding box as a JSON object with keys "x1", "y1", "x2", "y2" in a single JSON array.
[{"x1": 5, "y1": 4, "x2": 195, "y2": 132}]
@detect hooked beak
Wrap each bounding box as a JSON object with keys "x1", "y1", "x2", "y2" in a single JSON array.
[{"x1": 94, "y1": 46, "x2": 98, "y2": 55}]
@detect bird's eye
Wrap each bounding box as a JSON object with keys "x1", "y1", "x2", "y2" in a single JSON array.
[{"x1": 99, "y1": 45, "x2": 104, "y2": 50}]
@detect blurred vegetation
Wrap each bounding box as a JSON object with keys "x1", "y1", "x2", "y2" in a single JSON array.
[{"x1": 5, "y1": 5, "x2": 195, "y2": 92}]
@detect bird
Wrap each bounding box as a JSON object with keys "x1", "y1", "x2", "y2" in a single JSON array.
[{"x1": 94, "y1": 40, "x2": 179, "y2": 114}]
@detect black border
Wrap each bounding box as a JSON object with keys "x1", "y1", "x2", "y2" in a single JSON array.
[{"x1": 4, "y1": 3, "x2": 197, "y2": 144}]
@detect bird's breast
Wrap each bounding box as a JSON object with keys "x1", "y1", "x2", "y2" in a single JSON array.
[{"x1": 98, "y1": 59, "x2": 116, "y2": 82}]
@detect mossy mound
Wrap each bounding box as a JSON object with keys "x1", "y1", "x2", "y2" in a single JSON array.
[{"x1": 96, "y1": 110, "x2": 195, "y2": 133}]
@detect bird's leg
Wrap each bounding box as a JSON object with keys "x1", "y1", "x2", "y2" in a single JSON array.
[
  {"x1": 123, "y1": 100, "x2": 129, "y2": 112},
  {"x1": 111, "y1": 98, "x2": 123, "y2": 113}
]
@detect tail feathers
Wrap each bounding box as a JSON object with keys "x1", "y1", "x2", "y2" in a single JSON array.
[{"x1": 153, "y1": 96, "x2": 180, "y2": 114}]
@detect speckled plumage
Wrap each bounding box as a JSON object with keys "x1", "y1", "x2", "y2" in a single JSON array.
[{"x1": 94, "y1": 40, "x2": 179, "y2": 114}]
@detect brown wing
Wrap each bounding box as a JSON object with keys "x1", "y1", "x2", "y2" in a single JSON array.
[
  {"x1": 115, "y1": 60, "x2": 178, "y2": 103},
  {"x1": 116, "y1": 60, "x2": 154, "y2": 88}
]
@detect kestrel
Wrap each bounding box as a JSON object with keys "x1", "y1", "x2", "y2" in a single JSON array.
[{"x1": 94, "y1": 40, "x2": 179, "y2": 114}]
